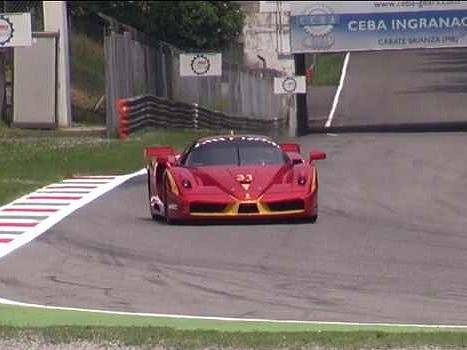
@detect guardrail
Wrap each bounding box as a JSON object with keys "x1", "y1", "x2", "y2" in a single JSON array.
[{"x1": 116, "y1": 95, "x2": 287, "y2": 139}]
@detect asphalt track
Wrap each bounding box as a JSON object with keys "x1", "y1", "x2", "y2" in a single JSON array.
[
  {"x1": 1, "y1": 132, "x2": 467, "y2": 324},
  {"x1": 330, "y1": 48, "x2": 467, "y2": 130}
]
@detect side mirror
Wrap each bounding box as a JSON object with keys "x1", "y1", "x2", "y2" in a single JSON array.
[{"x1": 309, "y1": 150, "x2": 326, "y2": 163}]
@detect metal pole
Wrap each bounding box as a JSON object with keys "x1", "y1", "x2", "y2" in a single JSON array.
[
  {"x1": 294, "y1": 53, "x2": 309, "y2": 136},
  {"x1": 193, "y1": 102, "x2": 199, "y2": 129}
]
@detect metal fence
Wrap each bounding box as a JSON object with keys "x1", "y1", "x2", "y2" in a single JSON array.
[
  {"x1": 117, "y1": 95, "x2": 287, "y2": 139},
  {"x1": 102, "y1": 16, "x2": 291, "y2": 137}
]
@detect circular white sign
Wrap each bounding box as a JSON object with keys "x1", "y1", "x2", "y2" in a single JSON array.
[
  {"x1": 302, "y1": 5, "x2": 335, "y2": 50},
  {"x1": 303, "y1": 5, "x2": 334, "y2": 37},
  {"x1": 0, "y1": 16, "x2": 14, "y2": 46},
  {"x1": 190, "y1": 54, "x2": 211, "y2": 75},
  {"x1": 282, "y1": 77, "x2": 298, "y2": 93}
]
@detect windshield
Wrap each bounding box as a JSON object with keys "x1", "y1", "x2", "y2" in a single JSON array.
[{"x1": 183, "y1": 139, "x2": 287, "y2": 167}]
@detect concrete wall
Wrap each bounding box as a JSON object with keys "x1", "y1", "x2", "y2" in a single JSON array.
[{"x1": 239, "y1": 2, "x2": 295, "y2": 75}]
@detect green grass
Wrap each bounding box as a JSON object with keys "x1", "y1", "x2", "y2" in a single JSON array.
[
  {"x1": 0, "y1": 127, "x2": 209, "y2": 206},
  {"x1": 0, "y1": 304, "x2": 466, "y2": 348},
  {"x1": 1, "y1": 303, "x2": 465, "y2": 332},
  {"x1": 312, "y1": 53, "x2": 346, "y2": 86}
]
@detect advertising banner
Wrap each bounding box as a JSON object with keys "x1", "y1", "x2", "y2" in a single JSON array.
[{"x1": 289, "y1": 1, "x2": 467, "y2": 53}]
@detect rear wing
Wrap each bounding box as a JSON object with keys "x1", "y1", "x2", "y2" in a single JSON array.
[
  {"x1": 280, "y1": 143, "x2": 304, "y2": 165},
  {"x1": 280, "y1": 143, "x2": 301, "y2": 154},
  {"x1": 144, "y1": 146, "x2": 177, "y2": 165}
]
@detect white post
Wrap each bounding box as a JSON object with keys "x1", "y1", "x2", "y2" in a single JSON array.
[
  {"x1": 43, "y1": 1, "x2": 72, "y2": 127},
  {"x1": 193, "y1": 103, "x2": 199, "y2": 129},
  {"x1": 288, "y1": 95, "x2": 297, "y2": 137}
]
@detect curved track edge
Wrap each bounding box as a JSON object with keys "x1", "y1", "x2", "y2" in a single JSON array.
[
  {"x1": 1, "y1": 297, "x2": 466, "y2": 330},
  {"x1": 0, "y1": 168, "x2": 146, "y2": 260}
]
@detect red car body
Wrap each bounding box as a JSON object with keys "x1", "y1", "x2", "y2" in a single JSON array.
[{"x1": 144, "y1": 134, "x2": 326, "y2": 224}]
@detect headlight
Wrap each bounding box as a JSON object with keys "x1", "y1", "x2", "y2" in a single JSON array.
[{"x1": 298, "y1": 175, "x2": 307, "y2": 186}]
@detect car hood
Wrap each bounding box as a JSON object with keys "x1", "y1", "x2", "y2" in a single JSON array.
[{"x1": 187, "y1": 165, "x2": 293, "y2": 200}]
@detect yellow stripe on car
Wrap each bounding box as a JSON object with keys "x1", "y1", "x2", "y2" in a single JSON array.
[
  {"x1": 310, "y1": 168, "x2": 317, "y2": 193},
  {"x1": 165, "y1": 171, "x2": 179, "y2": 195}
]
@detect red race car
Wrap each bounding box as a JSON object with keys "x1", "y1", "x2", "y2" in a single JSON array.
[{"x1": 144, "y1": 134, "x2": 326, "y2": 224}]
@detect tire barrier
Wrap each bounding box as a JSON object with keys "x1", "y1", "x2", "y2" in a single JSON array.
[{"x1": 116, "y1": 95, "x2": 287, "y2": 139}]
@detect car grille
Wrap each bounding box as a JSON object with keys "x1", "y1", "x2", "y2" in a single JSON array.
[
  {"x1": 267, "y1": 200, "x2": 304, "y2": 212},
  {"x1": 238, "y1": 203, "x2": 259, "y2": 214},
  {"x1": 190, "y1": 203, "x2": 226, "y2": 213}
]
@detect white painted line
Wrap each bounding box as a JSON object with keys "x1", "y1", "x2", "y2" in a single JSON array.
[
  {"x1": 72, "y1": 176, "x2": 116, "y2": 179},
  {"x1": 0, "y1": 212, "x2": 51, "y2": 217},
  {"x1": 0, "y1": 218, "x2": 39, "y2": 224},
  {"x1": 0, "y1": 168, "x2": 146, "y2": 260},
  {"x1": 37, "y1": 190, "x2": 91, "y2": 194},
  {"x1": 325, "y1": 52, "x2": 350, "y2": 128},
  {"x1": 2, "y1": 206, "x2": 62, "y2": 211},
  {"x1": 20, "y1": 198, "x2": 78, "y2": 204},
  {"x1": 46, "y1": 185, "x2": 97, "y2": 189},
  {"x1": 0, "y1": 296, "x2": 465, "y2": 329},
  {"x1": 61, "y1": 179, "x2": 111, "y2": 184},
  {"x1": 0, "y1": 227, "x2": 25, "y2": 232}
]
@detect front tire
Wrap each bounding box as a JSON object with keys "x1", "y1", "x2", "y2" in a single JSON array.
[{"x1": 148, "y1": 169, "x2": 163, "y2": 221}]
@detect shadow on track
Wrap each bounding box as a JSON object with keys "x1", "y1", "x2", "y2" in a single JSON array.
[{"x1": 138, "y1": 216, "x2": 317, "y2": 227}]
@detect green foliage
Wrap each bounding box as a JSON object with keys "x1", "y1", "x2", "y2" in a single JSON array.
[
  {"x1": 70, "y1": 31, "x2": 105, "y2": 95},
  {"x1": 68, "y1": 1, "x2": 244, "y2": 51},
  {"x1": 69, "y1": 30, "x2": 105, "y2": 125},
  {"x1": 310, "y1": 53, "x2": 346, "y2": 86}
]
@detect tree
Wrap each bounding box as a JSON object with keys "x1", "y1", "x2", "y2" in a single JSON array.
[{"x1": 68, "y1": 1, "x2": 244, "y2": 51}]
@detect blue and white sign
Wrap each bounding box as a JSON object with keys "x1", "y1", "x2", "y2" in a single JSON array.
[{"x1": 289, "y1": 1, "x2": 467, "y2": 53}]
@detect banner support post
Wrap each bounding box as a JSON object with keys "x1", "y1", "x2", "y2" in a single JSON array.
[{"x1": 294, "y1": 53, "x2": 309, "y2": 136}]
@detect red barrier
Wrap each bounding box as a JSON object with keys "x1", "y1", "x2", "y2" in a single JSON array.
[{"x1": 117, "y1": 99, "x2": 129, "y2": 139}]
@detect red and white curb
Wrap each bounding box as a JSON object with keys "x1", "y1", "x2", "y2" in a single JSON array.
[{"x1": 0, "y1": 169, "x2": 146, "y2": 259}]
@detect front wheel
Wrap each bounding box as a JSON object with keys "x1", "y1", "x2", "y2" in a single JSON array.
[
  {"x1": 148, "y1": 169, "x2": 163, "y2": 221},
  {"x1": 151, "y1": 211, "x2": 164, "y2": 222},
  {"x1": 308, "y1": 215, "x2": 318, "y2": 223}
]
